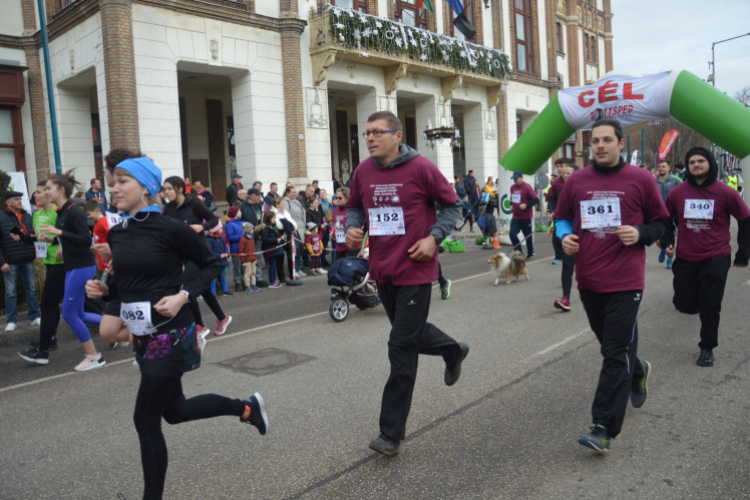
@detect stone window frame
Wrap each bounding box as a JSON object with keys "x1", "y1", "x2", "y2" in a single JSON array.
[
  {"x1": 555, "y1": 21, "x2": 564, "y2": 54},
  {"x1": 393, "y1": 0, "x2": 428, "y2": 30}
]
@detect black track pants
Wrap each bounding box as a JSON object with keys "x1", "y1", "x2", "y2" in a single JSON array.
[{"x1": 579, "y1": 289, "x2": 645, "y2": 438}]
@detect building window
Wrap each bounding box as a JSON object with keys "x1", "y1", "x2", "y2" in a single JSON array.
[
  {"x1": 447, "y1": 0, "x2": 473, "y2": 40},
  {"x1": 514, "y1": 0, "x2": 534, "y2": 73},
  {"x1": 561, "y1": 142, "x2": 575, "y2": 160},
  {"x1": 394, "y1": 0, "x2": 427, "y2": 29},
  {"x1": 584, "y1": 34, "x2": 590, "y2": 61},
  {"x1": 589, "y1": 34, "x2": 597, "y2": 62},
  {"x1": 0, "y1": 108, "x2": 16, "y2": 173},
  {"x1": 555, "y1": 22, "x2": 563, "y2": 53},
  {"x1": 332, "y1": 0, "x2": 368, "y2": 12}
]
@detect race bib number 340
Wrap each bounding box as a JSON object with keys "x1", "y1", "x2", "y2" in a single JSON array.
[
  {"x1": 684, "y1": 199, "x2": 714, "y2": 220},
  {"x1": 368, "y1": 207, "x2": 405, "y2": 236},
  {"x1": 580, "y1": 198, "x2": 622, "y2": 229}
]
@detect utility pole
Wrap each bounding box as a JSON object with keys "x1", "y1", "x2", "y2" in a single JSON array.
[
  {"x1": 709, "y1": 33, "x2": 750, "y2": 88},
  {"x1": 36, "y1": 0, "x2": 62, "y2": 173}
]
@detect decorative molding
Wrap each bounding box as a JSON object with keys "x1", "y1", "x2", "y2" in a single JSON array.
[
  {"x1": 384, "y1": 62, "x2": 408, "y2": 93},
  {"x1": 441, "y1": 74, "x2": 463, "y2": 100},
  {"x1": 209, "y1": 39, "x2": 219, "y2": 60},
  {"x1": 486, "y1": 84, "x2": 505, "y2": 108},
  {"x1": 347, "y1": 61, "x2": 356, "y2": 79},
  {"x1": 311, "y1": 49, "x2": 336, "y2": 86}
]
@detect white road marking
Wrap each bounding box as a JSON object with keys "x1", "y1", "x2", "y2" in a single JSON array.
[
  {"x1": 744, "y1": 279, "x2": 750, "y2": 286},
  {"x1": 526, "y1": 328, "x2": 591, "y2": 360},
  {"x1": 0, "y1": 256, "x2": 555, "y2": 394}
]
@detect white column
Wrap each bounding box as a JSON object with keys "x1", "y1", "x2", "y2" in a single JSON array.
[
  {"x1": 57, "y1": 87, "x2": 96, "y2": 181},
  {"x1": 356, "y1": 87, "x2": 379, "y2": 165}
]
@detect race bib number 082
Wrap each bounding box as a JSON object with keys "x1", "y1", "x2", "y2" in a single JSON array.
[
  {"x1": 580, "y1": 198, "x2": 622, "y2": 229},
  {"x1": 684, "y1": 199, "x2": 714, "y2": 220},
  {"x1": 121, "y1": 301, "x2": 156, "y2": 336},
  {"x1": 368, "y1": 207, "x2": 405, "y2": 236}
]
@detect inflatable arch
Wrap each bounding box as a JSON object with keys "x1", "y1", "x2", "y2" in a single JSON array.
[{"x1": 500, "y1": 70, "x2": 750, "y2": 175}]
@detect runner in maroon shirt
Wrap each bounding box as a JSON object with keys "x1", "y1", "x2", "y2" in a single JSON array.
[
  {"x1": 509, "y1": 172, "x2": 539, "y2": 258},
  {"x1": 547, "y1": 158, "x2": 572, "y2": 264},
  {"x1": 345, "y1": 111, "x2": 468, "y2": 456},
  {"x1": 659, "y1": 147, "x2": 750, "y2": 368},
  {"x1": 555, "y1": 119, "x2": 671, "y2": 454}
]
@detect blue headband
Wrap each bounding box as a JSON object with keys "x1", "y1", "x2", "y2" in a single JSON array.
[{"x1": 116, "y1": 157, "x2": 162, "y2": 198}]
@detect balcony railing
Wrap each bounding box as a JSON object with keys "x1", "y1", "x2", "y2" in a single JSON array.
[{"x1": 309, "y1": 6, "x2": 510, "y2": 101}]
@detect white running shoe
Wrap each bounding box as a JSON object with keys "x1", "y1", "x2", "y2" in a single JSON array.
[
  {"x1": 297, "y1": 271, "x2": 307, "y2": 277},
  {"x1": 30, "y1": 318, "x2": 41, "y2": 326},
  {"x1": 132, "y1": 359, "x2": 139, "y2": 368},
  {"x1": 318, "y1": 268, "x2": 327, "y2": 274},
  {"x1": 74, "y1": 353, "x2": 106, "y2": 372},
  {"x1": 5, "y1": 322, "x2": 17, "y2": 332}
]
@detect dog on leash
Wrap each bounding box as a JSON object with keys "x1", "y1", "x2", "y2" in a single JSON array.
[{"x1": 487, "y1": 251, "x2": 530, "y2": 286}]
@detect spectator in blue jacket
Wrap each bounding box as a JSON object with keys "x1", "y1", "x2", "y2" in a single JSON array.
[
  {"x1": 225, "y1": 206, "x2": 244, "y2": 292},
  {"x1": 208, "y1": 224, "x2": 232, "y2": 296}
]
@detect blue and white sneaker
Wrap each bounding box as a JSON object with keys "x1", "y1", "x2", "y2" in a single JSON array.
[
  {"x1": 578, "y1": 424, "x2": 610, "y2": 453},
  {"x1": 551, "y1": 259, "x2": 562, "y2": 265},
  {"x1": 658, "y1": 250, "x2": 666, "y2": 263},
  {"x1": 241, "y1": 392, "x2": 268, "y2": 436}
]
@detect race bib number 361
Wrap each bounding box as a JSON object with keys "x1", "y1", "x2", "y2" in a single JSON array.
[
  {"x1": 580, "y1": 198, "x2": 622, "y2": 229},
  {"x1": 368, "y1": 207, "x2": 405, "y2": 236},
  {"x1": 684, "y1": 199, "x2": 714, "y2": 220}
]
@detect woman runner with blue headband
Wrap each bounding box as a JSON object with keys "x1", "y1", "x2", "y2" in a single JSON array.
[{"x1": 86, "y1": 157, "x2": 268, "y2": 500}]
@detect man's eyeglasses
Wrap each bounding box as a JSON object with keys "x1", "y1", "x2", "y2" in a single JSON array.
[{"x1": 363, "y1": 129, "x2": 397, "y2": 139}]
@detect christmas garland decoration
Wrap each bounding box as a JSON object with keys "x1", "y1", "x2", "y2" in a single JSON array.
[{"x1": 328, "y1": 6, "x2": 511, "y2": 81}]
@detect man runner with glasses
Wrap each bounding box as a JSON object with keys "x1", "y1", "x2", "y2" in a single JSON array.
[{"x1": 346, "y1": 111, "x2": 469, "y2": 456}]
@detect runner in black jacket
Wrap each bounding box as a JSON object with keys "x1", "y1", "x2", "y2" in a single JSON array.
[
  {"x1": 86, "y1": 158, "x2": 267, "y2": 500},
  {"x1": 162, "y1": 177, "x2": 232, "y2": 338}
]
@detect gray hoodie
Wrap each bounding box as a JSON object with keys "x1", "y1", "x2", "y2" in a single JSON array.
[{"x1": 346, "y1": 144, "x2": 462, "y2": 243}]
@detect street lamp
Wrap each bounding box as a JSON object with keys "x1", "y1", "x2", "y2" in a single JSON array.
[{"x1": 708, "y1": 33, "x2": 750, "y2": 87}]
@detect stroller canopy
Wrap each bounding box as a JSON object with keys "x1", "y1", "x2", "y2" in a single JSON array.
[{"x1": 327, "y1": 258, "x2": 370, "y2": 287}]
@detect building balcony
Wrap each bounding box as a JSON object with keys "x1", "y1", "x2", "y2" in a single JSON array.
[{"x1": 309, "y1": 6, "x2": 511, "y2": 104}]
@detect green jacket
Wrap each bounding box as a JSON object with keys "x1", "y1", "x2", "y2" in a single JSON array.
[{"x1": 33, "y1": 207, "x2": 63, "y2": 265}]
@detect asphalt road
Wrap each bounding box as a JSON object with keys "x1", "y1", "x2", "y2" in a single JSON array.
[{"x1": 1, "y1": 234, "x2": 749, "y2": 499}]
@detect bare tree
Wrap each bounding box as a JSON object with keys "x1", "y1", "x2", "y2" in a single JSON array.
[
  {"x1": 735, "y1": 85, "x2": 750, "y2": 107},
  {"x1": 625, "y1": 119, "x2": 711, "y2": 168}
]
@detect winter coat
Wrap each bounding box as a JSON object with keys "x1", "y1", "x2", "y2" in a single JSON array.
[
  {"x1": 283, "y1": 197, "x2": 306, "y2": 235},
  {"x1": 225, "y1": 218, "x2": 244, "y2": 254},
  {"x1": 260, "y1": 225, "x2": 285, "y2": 258},
  {"x1": 0, "y1": 207, "x2": 35, "y2": 266},
  {"x1": 306, "y1": 208, "x2": 325, "y2": 230},
  {"x1": 207, "y1": 235, "x2": 229, "y2": 267},
  {"x1": 240, "y1": 200, "x2": 263, "y2": 227},
  {"x1": 239, "y1": 234, "x2": 257, "y2": 263}
]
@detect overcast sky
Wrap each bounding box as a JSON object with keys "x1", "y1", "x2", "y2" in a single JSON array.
[{"x1": 612, "y1": 0, "x2": 750, "y2": 100}]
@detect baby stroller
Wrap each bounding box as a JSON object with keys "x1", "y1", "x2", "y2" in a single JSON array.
[{"x1": 327, "y1": 257, "x2": 381, "y2": 322}]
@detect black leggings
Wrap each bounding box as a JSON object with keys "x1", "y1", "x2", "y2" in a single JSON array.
[
  {"x1": 39, "y1": 264, "x2": 66, "y2": 352},
  {"x1": 437, "y1": 262, "x2": 447, "y2": 287},
  {"x1": 561, "y1": 253, "x2": 575, "y2": 298},
  {"x1": 134, "y1": 372, "x2": 245, "y2": 500},
  {"x1": 184, "y1": 262, "x2": 225, "y2": 325}
]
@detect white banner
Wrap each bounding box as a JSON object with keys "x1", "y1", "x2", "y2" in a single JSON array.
[
  {"x1": 630, "y1": 150, "x2": 638, "y2": 165},
  {"x1": 8, "y1": 172, "x2": 32, "y2": 212},
  {"x1": 558, "y1": 72, "x2": 672, "y2": 130}
]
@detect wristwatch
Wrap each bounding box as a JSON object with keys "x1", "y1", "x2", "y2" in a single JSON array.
[{"x1": 180, "y1": 290, "x2": 190, "y2": 302}]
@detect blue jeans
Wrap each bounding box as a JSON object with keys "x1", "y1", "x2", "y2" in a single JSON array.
[
  {"x1": 4, "y1": 261, "x2": 40, "y2": 323},
  {"x1": 210, "y1": 267, "x2": 229, "y2": 294}
]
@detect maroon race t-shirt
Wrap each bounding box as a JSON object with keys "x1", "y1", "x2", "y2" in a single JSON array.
[
  {"x1": 547, "y1": 176, "x2": 564, "y2": 203},
  {"x1": 346, "y1": 155, "x2": 458, "y2": 286},
  {"x1": 666, "y1": 180, "x2": 750, "y2": 262},
  {"x1": 510, "y1": 182, "x2": 537, "y2": 219},
  {"x1": 555, "y1": 163, "x2": 669, "y2": 293},
  {"x1": 332, "y1": 206, "x2": 355, "y2": 252}
]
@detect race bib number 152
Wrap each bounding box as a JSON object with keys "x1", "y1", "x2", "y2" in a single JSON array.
[
  {"x1": 369, "y1": 207, "x2": 405, "y2": 236},
  {"x1": 580, "y1": 198, "x2": 622, "y2": 229}
]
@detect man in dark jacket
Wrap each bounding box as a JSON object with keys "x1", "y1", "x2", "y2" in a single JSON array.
[
  {"x1": 0, "y1": 191, "x2": 40, "y2": 331},
  {"x1": 463, "y1": 170, "x2": 475, "y2": 196},
  {"x1": 226, "y1": 174, "x2": 244, "y2": 206},
  {"x1": 240, "y1": 189, "x2": 267, "y2": 286},
  {"x1": 264, "y1": 183, "x2": 279, "y2": 208},
  {"x1": 85, "y1": 178, "x2": 108, "y2": 213}
]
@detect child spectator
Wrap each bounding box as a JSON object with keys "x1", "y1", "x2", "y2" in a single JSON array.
[
  {"x1": 333, "y1": 187, "x2": 358, "y2": 260},
  {"x1": 208, "y1": 224, "x2": 233, "y2": 296},
  {"x1": 239, "y1": 222, "x2": 260, "y2": 293},
  {"x1": 225, "y1": 206, "x2": 245, "y2": 292},
  {"x1": 305, "y1": 222, "x2": 325, "y2": 275},
  {"x1": 261, "y1": 211, "x2": 286, "y2": 289}
]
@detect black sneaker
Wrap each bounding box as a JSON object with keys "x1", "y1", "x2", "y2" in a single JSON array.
[
  {"x1": 18, "y1": 347, "x2": 50, "y2": 365},
  {"x1": 578, "y1": 424, "x2": 611, "y2": 453},
  {"x1": 31, "y1": 336, "x2": 58, "y2": 351},
  {"x1": 630, "y1": 360, "x2": 651, "y2": 409},
  {"x1": 240, "y1": 392, "x2": 268, "y2": 435},
  {"x1": 445, "y1": 343, "x2": 470, "y2": 386},
  {"x1": 696, "y1": 349, "x2": 714, "y2": 367},
  {"x1": 369, "y1": 433, "x2": 401, "y2": 456}
]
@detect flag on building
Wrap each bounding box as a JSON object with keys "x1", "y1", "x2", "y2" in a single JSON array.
[
  {"x1": 416, "y1": 0, "x2": 435, "y2": 15},
  {"x1": 447, "y1": 1, "x2": 477, "y2": 41}
]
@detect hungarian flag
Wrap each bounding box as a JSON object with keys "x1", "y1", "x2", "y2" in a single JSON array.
[{"x1": 416, "y1": 0, "x2": 435, "y2": 14}]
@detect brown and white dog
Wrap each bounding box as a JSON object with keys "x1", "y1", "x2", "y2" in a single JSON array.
[{"x1": 487, "y1": 251, "x2": 530, "y2": 286}]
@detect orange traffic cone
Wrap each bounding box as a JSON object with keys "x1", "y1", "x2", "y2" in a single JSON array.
[{"x1": 492, "y1": 232, "x2": 501, "y2": 249}]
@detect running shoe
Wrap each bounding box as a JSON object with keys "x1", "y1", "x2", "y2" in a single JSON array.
[
  {"x1": 318, "y1": 268, "x2": 328, "y2": 274},
  {"x1": 578, "y1": 425, "x2": 610, "y2": 453},
  {"x1": 196, "y1": 323, "x2": 210, "y2": 339},
  {"x1": 554, "y1": 296, "x2": 571, "y2": 312},
  {"x1": 223, "y1": 290, "x2": 234, "y2": 297},
  {"x1": 31, "y1": 336, "x2": 57, "y2": 351},
  {"x1": 18, "y1": 347, "x2": 49, "y2": 365},
  {"x1": 199, "y1": 333, "x2": 207, "y2": 354},
  {"x1": 630, "y1": 360, "x2": 651, "y2": 408},
  {"x1": 527, "y1": 254, "x2": 535, "y2": 260},
  {"x1": 666, "y1": 258, "x2": 673, "y2": 270},
  {"x1": 30, "y1": 318, "x2": 41, "y2": 326},
  {"x1": 241, "y1": 392, "x2": 268, "y2": 435},
  {"x1": 269, "y1": 281, "x2": 282, "y2": 289},
  {"x1": 445, "y1": 342, "x2": 469, "y2": 386},
  {"x1": 658, "y1": 249, "x2": 666, "y2": 263},
  {"x1": 214, "y1": 315, "x2": 233, "y2": 336},
  {"x1": 252, "y1": 286, "x2": 261, "y2": 293},
  {"x1": 551, "y1": 259, "x2": 562, "y2": 265},
  {"x1": 245, "y1": 287, "x2": 255, "y2": 294},
  {"x1": 696, "y1": 349, "x2": 714, "y2": 367},
  {"x1": 109, "y1": 342, "x2": 119, "y2": 350},
  {"x1": 369, "y1": 433, "x2": 401, "y2": 456},
  {"x1": 440, "y1": 279, "x2": 452, "y2": 300},
  {"x1": 5, "y1": 322, "x2": 17, "y2": 332},
  {"x1": 74, "y1": 353, "x2": 106, "y2": 372}
]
